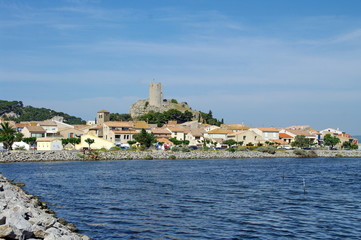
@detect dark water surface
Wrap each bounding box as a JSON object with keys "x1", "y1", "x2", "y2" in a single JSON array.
[{"x1": 1, "y1": 158, "x2": 361, "y2": 239}]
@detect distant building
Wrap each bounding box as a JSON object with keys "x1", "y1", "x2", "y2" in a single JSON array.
[
  {"x1": 97, "y1": 110, "x2": 110, "y2": 124},
  {"x1": 149, "y1": 82, "x2": 163, "y2": 108}
]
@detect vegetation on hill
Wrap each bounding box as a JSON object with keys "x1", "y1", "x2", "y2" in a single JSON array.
[
  {"x1": 138, "y1": 109, "x2": 193, "y2": 126},
  {"x1": 110, "y1": 113, "x2": 132, "y2": 121},
  {"x1": 199, "y1": 110, "x2": 224, "y2": 126},
  {"x1": 0, "y1": 100, "x2": 85, "y2": 124}
]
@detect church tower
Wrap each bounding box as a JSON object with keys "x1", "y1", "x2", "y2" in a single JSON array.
[
  {"x1": 97, "y1": 110, "x2": 110, "y2": 124},
  {"x1": 149, "y1": 82, "x2": 163, "y2": 107}
]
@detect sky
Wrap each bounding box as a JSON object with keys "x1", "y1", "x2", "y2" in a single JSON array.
[{"x1": 1, "y1": 0, "x2": 361, "y2": 135}]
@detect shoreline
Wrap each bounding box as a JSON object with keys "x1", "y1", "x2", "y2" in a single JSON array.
[
  {"x1": 1, "y1": 150, "x2": 361, "y2": 163},
  {"x1": 0, "y1": 174, "x2": 90, "y2": 240}
]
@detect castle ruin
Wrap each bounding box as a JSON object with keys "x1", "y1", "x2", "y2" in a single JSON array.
[
  {"x1": 149, "y1": 82, "x2": 163, "y2": 108},
  {"x1": 129, "y1": 82, "x2": 199, "y2": 119}
]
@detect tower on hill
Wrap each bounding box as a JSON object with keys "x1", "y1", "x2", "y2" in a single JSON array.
[{"x1": 149, "y1": 82, "x2": 163, "y2": 108}]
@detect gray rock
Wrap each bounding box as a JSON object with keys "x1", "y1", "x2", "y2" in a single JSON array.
[{"x1": 0, "y1": 224, "x2": 13, "y2": 238}]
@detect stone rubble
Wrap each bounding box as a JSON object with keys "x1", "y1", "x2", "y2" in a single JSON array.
[{"x1": 0, "y1": 174, "x2": 90, "y2": 240}]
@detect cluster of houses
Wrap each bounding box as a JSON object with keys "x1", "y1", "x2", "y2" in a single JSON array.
[{"x1": 0, "y1": 110, "x2": 359, "y2": 151}]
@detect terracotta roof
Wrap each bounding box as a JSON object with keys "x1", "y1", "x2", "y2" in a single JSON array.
[
  {"x1": 255, "y1": 127, "x2": 279, "y2": 132},
  {"x1": 227, "y1": 131, "x2": 247, "y2": 137},
  {"x1": 166, "y1": 126, "x2": 185, "y2": 132},
  {"x1": 15, "y1": 123, "x2": 29, "y2": 128},
  {"x1": 97, "y1": 110, "x2": 110, "y2": 113},
  {"x1": 89, "y1": 125, "x2": 102, "y2": 130},
  {"x1": 105, "y1": 121, "x2": 133, "y2": 128},
  {"x1": 25, "y1": 126, "x2": 46, "y2": 133},
  {"x1": 287, "y1": 130, "x2": 315, "y2": 137},
  {"x1": 279, "y1": 133, "x2": 293, "y2": 138},
  {"x1": 73, "y1": 125, "x2": 90, "y2": 130},
  {"x1": 271, "y1": 139, "x2": 289, "y2": 145},
  {"x1": 189, "y1": 128, "x2": 205, "y2": 137},
  {"x1": 151, "y1": 128, "x2": 171, "y2": 134},
  {"x1": 156, "y1": 138, "x2": 174, "y2": 146},
  {"x1": 38, "y1": 120, "x2": 57, "y2": 126},
  {"x1": 222, "y1": 124, "x2": 250, "y2": 130},
  {"x1": 207, "y1": 128, "x2": 232, "y2": 134}
]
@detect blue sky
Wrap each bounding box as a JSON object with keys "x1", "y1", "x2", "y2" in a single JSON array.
[{"x1": 1, "y1": 0, "x2": 361, "y2": 134}]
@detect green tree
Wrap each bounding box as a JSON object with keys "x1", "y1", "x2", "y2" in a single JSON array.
[
  {"x1": 138, "y1": 109, "x2": 193, "y2": 127},
  {"x1": 133, "y1": 129, "x2": 156, "y2": 148},
  {"x1": 323, "y1": 134, "x2": 341, "y2": 149},
  {"x1": 85, "y1": 138, "x2": 95, "y2": 149},
  {"x1": 223, "y1": 139, "x2": 237, "y2": 148},
  {"x1": 127, "y1": 140, "x2": 137, "y2": 146},
  {"x1": 110, "y1": 113, "x2": 132, "y2": 121},
  {"x1": 182, "y1": 140, "x2": 190, "y2": 146},
  {"x1": 0, "y1": 122, "x2": 23, "y2": 150},
  {"x1": 291, "y1": 135, "x2": 312, "y2": 149},
  {"x1": 62, "y1": 138, "x2": 80, "y2": 149},
  {"x1": 61, "y1": 138, "x2": 69, "y2": 148},
  {"x1": 22, "y1": 137, "x2": 37, "y2": 148},
  {"x1": 341, "y1": 141, "x2": 358, "y2": 150},
  {"x1": 169, "y1": 138, "x2": 183, "y2": 146}
]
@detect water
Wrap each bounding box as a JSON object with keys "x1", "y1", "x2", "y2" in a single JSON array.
[{"x1": 1, "y1": 158, "x2": 361, "y2": 239}]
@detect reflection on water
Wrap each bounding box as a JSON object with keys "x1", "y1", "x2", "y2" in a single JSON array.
[{"x1": 1, "y1": 158, "x2": 361, "y2": 239}]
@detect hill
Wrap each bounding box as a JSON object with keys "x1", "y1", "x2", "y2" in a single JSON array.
[{"x1": 0, "y1": 100, "x2": 85, "y2": 124}]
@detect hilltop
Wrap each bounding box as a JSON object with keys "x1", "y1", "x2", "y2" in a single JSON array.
[{"x1": 0, "y1": 100, "x2": 85, "y2": 124}]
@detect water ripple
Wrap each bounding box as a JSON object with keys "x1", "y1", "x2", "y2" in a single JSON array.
[{"x1": 1, "y1": 158, "x2": 361, "y2": 239}]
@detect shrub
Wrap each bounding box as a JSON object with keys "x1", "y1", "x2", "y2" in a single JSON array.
[
  {"x1": 181, "y1": 147, "x2": 190, "y2": 152},
  {"x1": 237, "y1": 146, "x2": 249, "y2": 151},
  {"x1": 169, "y1": 155, "x2": 176, "y2": 159},
  {"x1": 144, "y1": 154, "x2": 153, "y2": 160},
  {"x1": 109, "y1": 146, "x2": 120, "y2": 151},
  {"x1": 248, "y1": 146, "x2": 258, "y2": 151},
  {"x1": 87, "y1": 150, "x2": 100, "y2": 160},
  {"x1": 172, "y1": 146, "x2": 180, "y2": 152},
  {"x1": 257, "y1": 146, "x2": 276, "y2": 154},
  {"x1": 294, "y1": 149, "x2": 318, "y2": 158},
  {"x1": 226, "y1": 147, "x2": 236, "y2": 153}
]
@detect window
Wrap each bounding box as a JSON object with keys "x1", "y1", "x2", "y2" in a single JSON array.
[{"x1": 243, "y1": 136, "x2": 246, "y2": 140}]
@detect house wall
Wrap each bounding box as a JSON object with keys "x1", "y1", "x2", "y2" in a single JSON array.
[
  {"x1": 21, "y1": 128, "x2": 31, "y2": 138},
  {"x1": 228, "y1": 131, "x2": 263, "y2": 145},
  {"x1": 170, "y1": 131, "x2": 185, "y2": 141},
  {"x1": 37, "y1": 140, "x2": 62, "y2": 151},
  {"x1": 75, "y1": 134, "x2": 115, "y2": 150},
  {"x1": 208, "y1": 133, "x2": 228, "y2": 140}
]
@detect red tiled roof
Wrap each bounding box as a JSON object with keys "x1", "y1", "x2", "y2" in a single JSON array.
[{"x1": 279, "y1": 133, "x2": 293, "y2": 138}]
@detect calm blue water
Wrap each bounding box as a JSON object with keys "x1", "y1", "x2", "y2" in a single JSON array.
[{"x1": 1, "y1": 158, "x2": 361, "y2": 239}]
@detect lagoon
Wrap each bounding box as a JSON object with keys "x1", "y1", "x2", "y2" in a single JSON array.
[{"x1": 1, "y1": 158, "x2": 361, "y2": 239}]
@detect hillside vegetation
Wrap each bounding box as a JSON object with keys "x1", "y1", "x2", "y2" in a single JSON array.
[{"x1": 0, "y1": 100, "x2": 85, "y2": 124}]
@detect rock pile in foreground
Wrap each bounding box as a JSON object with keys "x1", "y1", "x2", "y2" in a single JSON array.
[{"x1": 0, "y1": 174, "x2": 89, "y2": 240}]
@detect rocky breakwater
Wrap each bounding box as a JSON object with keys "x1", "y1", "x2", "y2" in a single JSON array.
[
  {"x1": 0, "y1": 174, "x2": 90, "y2": 240},
  {"x1": 1, "y1": 149, "x2": 361, "y2": 163}
]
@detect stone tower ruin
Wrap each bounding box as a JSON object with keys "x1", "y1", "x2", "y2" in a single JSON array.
[{"x1": 149, "y1": 82, "x2": 163, "y2": 108}]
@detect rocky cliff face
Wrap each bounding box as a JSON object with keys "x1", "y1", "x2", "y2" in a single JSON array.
[{"x1": 129, "y1": 99, "x2": 200, "y2": 119}]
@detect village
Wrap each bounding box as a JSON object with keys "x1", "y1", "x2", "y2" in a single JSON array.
[{"x1": 0, "y1": 83, "x2": 359, "y2": 152}]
